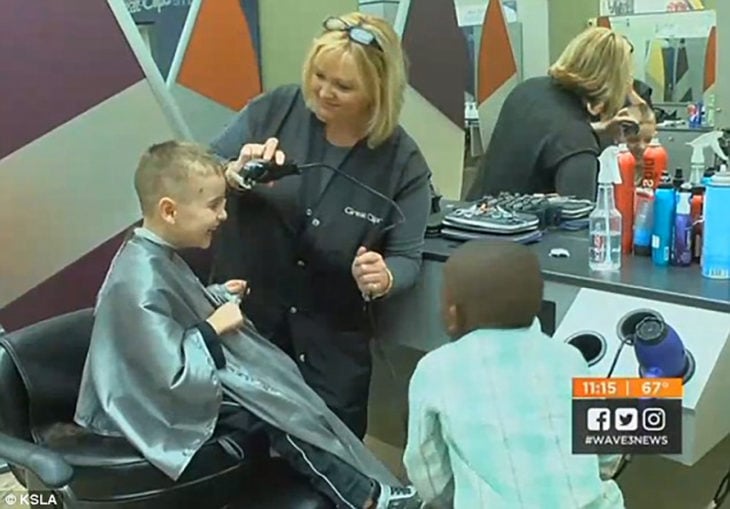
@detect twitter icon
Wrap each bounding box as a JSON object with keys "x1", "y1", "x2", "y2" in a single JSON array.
[{"x1": 615, "y1": 408, "x2": 639, "y2": 431}]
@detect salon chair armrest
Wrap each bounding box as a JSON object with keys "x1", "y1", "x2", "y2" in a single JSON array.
[{"x1": 0, "y1": 432, "x2": 74, "y2": 488}]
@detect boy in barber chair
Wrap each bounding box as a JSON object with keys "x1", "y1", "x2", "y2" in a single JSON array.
[
  {"x1": 74, "y1": 141, "x2": 421, "y2": 509},
  {"x1": 624, "y1": 101, "x2": 658, "y2": 186},
  {"x1": 403, "y1": 241, "x2": 625, "y2": 508}
]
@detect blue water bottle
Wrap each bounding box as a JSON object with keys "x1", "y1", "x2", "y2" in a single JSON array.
[
  {"x1": 701, "y1": 164, "x2": 730, "y2": 279},
  {"x1": 652, "y1": 174, "x2": 675, "y2": 266}
]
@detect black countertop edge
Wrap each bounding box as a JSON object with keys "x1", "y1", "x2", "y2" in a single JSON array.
[
  {"x1": 422, "y1": 249, "x2": 730, "y2": 313},
  {"x1": 541, "y1": 270, "x2": 730, "y2": 313},
  {"x1": 657, "y1": 125, "x2": 713, "y2": 133}
]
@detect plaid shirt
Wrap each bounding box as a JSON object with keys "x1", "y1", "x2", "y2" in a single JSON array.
[{"x1": 403, "y1": 319, "x2": 625, "y2": 508}]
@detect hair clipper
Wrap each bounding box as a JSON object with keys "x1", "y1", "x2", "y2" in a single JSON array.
[{"x1": 232, "y1": 158, "x2": 301, "y2": 188}]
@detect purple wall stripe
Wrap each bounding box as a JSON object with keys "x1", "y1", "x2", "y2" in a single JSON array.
[
  {"x1": 401, "y1": 0, "x2": 469, "y2": 127},
  {"x1": 0, "y1": 231, "x2": 127, "y2": 332},
  {"x1": 0, "y1": 1, "x2": 144, "y2": 160},
  {"x1": 0, "y1": 226, "x2": 216, "y2": 333}
]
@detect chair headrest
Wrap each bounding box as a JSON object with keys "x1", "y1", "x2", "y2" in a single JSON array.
[{"x1": 0, "y1": 308, "x2": 94, "y2": 431}]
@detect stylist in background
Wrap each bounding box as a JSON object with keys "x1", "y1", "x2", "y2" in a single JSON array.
[
  {"x1": 209, "y1": 13, "x2": 431, "y2": 438},
  {"x1": 466, "y1": 27, "x2": 638, "y2": 201}
]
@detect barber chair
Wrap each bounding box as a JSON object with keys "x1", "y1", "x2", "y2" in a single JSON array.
[{"x1": 0, "y1": 308, "x2": 333, "y2": 508}]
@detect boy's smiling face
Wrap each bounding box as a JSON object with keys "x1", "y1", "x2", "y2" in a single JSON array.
[
  {"x1": 626, "y1": 119, "x2": 657, "y2": 163},
  {"x1": 159, "y1": 173, "x2": 228, "y2": 249}
]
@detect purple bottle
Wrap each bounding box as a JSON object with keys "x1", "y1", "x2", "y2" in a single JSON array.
[
  {"x1": 634, "y1": 317, "x2": 687, "y2": 378},
  {"x1": 672, "y1": 184, "x2": 693, "y2": 266}
]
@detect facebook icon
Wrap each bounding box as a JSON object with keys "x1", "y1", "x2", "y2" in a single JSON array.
[{"x1": 587, "y1": 408, "x2": 611, "y2": 431}]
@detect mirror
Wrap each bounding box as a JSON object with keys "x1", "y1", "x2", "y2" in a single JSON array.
[
  {"x1": 601, "y1": 0, "x2": 706, "y2": 16},
  {"x1": 456, "y1": 0, "x2": 521, "y2": 104},
  {"x1": 607, "y1": 9, "x2": 716, "y2": 105}
]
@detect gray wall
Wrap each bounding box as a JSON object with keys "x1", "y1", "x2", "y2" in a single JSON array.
[{"x1": 548, "y1": 0, "x2": 598, "y2": 62}]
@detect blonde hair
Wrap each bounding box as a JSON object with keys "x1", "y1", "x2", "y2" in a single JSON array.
[
  {"x1": 301, "y1": 12, "x2": 407, "y2": 148},
  {"x1": 548, "y1": 27, "x2": 634, "y2": 119},
  {"x1": 626, "y1": 101, "x2": 656, "y2": 125},
  {"x1": 134, "y1": 141, "x2": 224, "y2": 216}
]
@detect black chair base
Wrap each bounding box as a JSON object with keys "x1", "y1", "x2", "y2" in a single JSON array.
[
  {"x1": 0, "y1": 309, "x2": 334, "y2": 509},
  {"x1": 19, "y1": 458, "x2": 332, "y2": 509}
]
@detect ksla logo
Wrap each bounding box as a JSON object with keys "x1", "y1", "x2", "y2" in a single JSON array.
[
  {"x1": 344, "y1": 206, "x2": 383, "y2": 225},
  {"x1": 4, "y1": 492, "x2": 58, "y2": 506}
]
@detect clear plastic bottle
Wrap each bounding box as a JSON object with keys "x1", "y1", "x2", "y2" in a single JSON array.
[{"x1": 589, "y1": 183, "x2": 622, "y2": 271}]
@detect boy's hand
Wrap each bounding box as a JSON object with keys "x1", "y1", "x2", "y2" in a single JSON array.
[
  {"x1": 206, "y1": 302, "x2": 244, "y2": 336},
  {"x1": 224, "y1": 279, "x2": 248, "y2": 298}
]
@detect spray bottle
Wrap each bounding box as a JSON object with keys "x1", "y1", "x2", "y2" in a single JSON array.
[
  {"x1": 701, "y1": 164, "x2": 730, "y2": 279},
  {"x1": 687, "y1": 131, "x2": 726, "y2": 185},
  {"x1": 642, "y1": 137, "x2": 668, "y2": 189},
  {"x1": 672, "y1": 184, "x2": 693, "y2": 267},
  {"x1": 589, "y1": 146, "x2": 623, "y2": 271},
  {"x1": 691, "y1": 186, "x2": 705, "y2": 262},
  {"x1": 616, "y1": 144, "x2": 636, "y2": 253},
  {"x1": 652, "y1": 173, "x2": 675, "y2": 267}
]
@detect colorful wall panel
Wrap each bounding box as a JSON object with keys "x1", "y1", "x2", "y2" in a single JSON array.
[
  {"x1": 703, "y1": 26, "x2": 717, "y2": 103},
  {"x1": 127, "y1": 0, "x2": 194, "y2": 80},
  {"x1": 0, "y1": 1, "x2": 184, "y2": 330},
  {"x1": 716, "y1": 0, "x2": 730, "y2": 129},
  {"x1": 396, "y1": 0, "x2": 469, "y2": 199},
  {"x1": 168, "y1": 0, "x2": 262, "y2": 143},
  {"x1": 2, "y1": 0, "x2": 473, "y2": 330},
  {"x1": 476, "y1": 0, "x2": 518, "y2": 152}
]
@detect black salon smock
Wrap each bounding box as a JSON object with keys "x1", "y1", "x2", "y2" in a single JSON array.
[
  {"x1": 209, "y1": 85, "x2": 431, "y2": 438},
  {"x1": 466, "y1": 76, "x2": 601, "y2": 201}
]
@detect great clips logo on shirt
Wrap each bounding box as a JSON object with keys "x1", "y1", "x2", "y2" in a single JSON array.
[{"x1": 344, "y1": 206, "x2": 383, "y2": 225}]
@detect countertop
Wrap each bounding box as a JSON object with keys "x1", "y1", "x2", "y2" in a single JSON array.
[{"x1": 423, "y1": 231, "x2": 730, "y2": 313}]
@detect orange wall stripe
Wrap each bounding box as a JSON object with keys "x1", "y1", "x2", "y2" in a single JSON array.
[
  {"x1": 477, "y1": 0, "x2": 517, "y2": 103},
  {"x1": 178, "y1": 0, "x2": 261, "y2": 111},
  {"x1": 704, "y1": 25, "x2": 716, "y2": 91}
]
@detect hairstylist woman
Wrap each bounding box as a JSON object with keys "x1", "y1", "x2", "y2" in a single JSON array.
[
  {"x1": 209, "y1": 13, "x2": 431, "y2": 439},
  {"x1": 466, "y1": 27, "x2": 638, "y2": 201}
]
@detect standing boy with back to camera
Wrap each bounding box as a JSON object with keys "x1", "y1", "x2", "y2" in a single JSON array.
[{"x1": 403, "y1": 240, "x2": 625, "y2": 508}]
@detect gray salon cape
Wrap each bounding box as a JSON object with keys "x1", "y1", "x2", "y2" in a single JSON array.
[{"x1": 74, "y1": 228, "x2": 399, "y2": 484}]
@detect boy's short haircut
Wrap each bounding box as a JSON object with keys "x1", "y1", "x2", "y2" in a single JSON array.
[
  {"x1": 134, "y1": 140, "x2": 224, "y2": 216},
  {"x1": 444, "y1": 240, "x2": 543, "y2": 330}
]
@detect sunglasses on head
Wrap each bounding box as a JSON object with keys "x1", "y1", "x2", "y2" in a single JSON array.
[
  {"x1": 322, "y1": 16, "x2": 382, "y2": 51},
  {"x1": 609, "y1": 31, "x2": 635, "y2": 53}
]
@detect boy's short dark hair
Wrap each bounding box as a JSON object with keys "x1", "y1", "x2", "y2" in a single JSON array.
[
  {"x1": 134, "y1": 140, "x2": 224, "y2": 216},
  {"x1": 444, "y1": 240, "x2": 543, "y2": 331}
]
